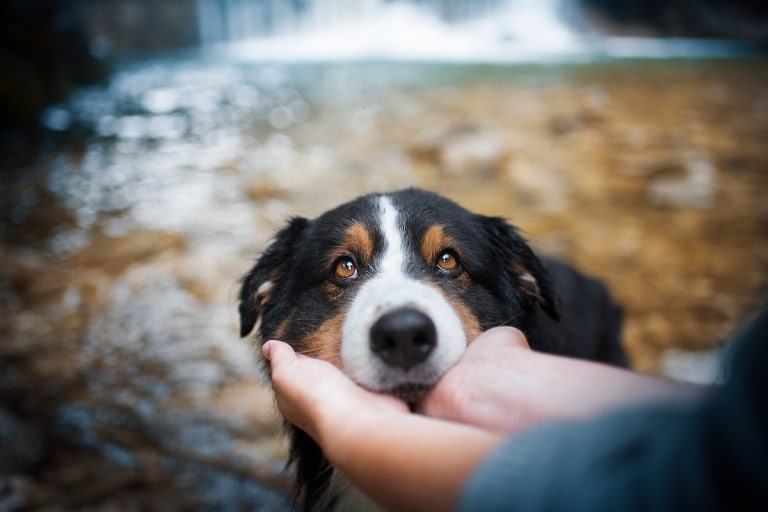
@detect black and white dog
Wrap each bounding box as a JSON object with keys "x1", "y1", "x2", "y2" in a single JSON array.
[{"x1": 239, "y1": 188, "x2": 625, "y2": 510}]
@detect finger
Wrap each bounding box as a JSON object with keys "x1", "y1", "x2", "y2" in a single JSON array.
[
  {"x1": 469, "y1": 326, "x2": 529, "y2": 350},
  {"x1": 262, "y1": 339, "x2": 296, "y2": 363}
]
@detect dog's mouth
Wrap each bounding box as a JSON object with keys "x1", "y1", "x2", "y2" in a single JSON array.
[{"x1": 385, "y1": 382, "x2": 434, "y2": 408}]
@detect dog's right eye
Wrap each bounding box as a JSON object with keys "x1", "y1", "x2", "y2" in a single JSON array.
[
  {"x1": 436, "y1": 250, "x2": 460, "y2": 273},
  {"x1": 333, "y1": 257, "x2": 358, "y2": 280}
]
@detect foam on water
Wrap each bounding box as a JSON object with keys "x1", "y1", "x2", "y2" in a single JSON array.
[{"x1": 197, "y1": 0, "x2": 757, "y2": 63}]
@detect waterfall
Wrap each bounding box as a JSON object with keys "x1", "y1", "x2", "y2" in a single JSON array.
[
  {"x1": 195, "y1": 0, "x2": 755, "y2": 62},
  {"x1": 195, "y1": 0, "x2": 588, "y2": 61},
  {"x1": 196, "y1": 0, "x2": 523, "y2": 43}
]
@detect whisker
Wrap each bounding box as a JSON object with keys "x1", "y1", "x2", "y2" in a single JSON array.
[
  {"x1": 496, "y1": 310, "x2": 525, "y2": 329},
  {"x1": 295, "y1": 347, "x2": 331, "y2": 358}
]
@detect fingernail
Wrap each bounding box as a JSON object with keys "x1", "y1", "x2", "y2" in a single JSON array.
[{"x1": 262, "y1": 341, "x2": 273, "y2": 360}]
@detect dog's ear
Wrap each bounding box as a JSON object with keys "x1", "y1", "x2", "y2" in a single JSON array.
[
  {"x1": 482, "y1": 216, "x2": 560, "y2": 321},
  {"x1": 239, "y1": 217, "x2": 310, "y2": 338}
]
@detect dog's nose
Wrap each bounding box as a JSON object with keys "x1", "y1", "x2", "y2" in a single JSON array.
[{"x1": 370, "y1": 308, "x2": 437, "y2": 370}]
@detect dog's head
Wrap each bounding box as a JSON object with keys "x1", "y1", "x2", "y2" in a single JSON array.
[{"x1": 239, "y1": 188, "x2": 558, "y2": 404}]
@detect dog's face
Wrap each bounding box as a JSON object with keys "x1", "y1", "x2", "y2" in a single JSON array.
[{"x1": 239, "y1": 188, "x2": 557, "y2": 404}]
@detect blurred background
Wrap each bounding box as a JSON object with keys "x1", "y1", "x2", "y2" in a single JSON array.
[{"x1": 1, "y1": 0, "x2": 767, "y2": 509}]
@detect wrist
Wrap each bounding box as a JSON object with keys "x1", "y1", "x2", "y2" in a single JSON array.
[
  {"x1": 318, "y1": 406, "x2": 396, "y2": 467},
  {"x1": 313, "y1": 386, "x2": 410, "y2": 454}
]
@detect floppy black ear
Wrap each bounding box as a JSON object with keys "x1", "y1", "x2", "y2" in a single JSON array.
[
  {"x1": 482, "y1": 216, "x2": 560, "y2": 321},
  {"x1": 239, "y1": 217, "x2": 309, "y2": 338}
]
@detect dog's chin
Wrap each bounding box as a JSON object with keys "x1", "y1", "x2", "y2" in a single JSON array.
[{"x1": 385, "y1": 382, "x2": 434, "y2": 409}]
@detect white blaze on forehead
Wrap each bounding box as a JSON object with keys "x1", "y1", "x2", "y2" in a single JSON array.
[
  {"x1": 378, "y1": 195, "x2": 404, "y2": 274},
  {"x1": 340, "y1": 195, "x2": 467, "y2": 391}
]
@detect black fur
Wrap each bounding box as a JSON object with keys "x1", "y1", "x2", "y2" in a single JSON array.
[
  {"x1": 239, "y1": 216, "x2": 310, "y2": 339},
  {"x1": 238, "y1": 188, "x2": 625, "y2": 510}
]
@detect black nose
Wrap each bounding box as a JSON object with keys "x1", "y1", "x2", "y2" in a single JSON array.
[{"x1": 370, "y1": 308, "x2": 437, "y2": 370}]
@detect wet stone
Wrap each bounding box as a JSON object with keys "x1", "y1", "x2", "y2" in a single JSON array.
[{"x1": 0, "y1": 408, "x2": 43, "y2": 474}]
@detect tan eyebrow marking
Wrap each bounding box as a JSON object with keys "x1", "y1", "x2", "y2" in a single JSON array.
[
  {"x1": 323, "y1": 221, "x2": 376, "y2": 279},
  {"x1": 344, "y1": 222, "x2": 374, "y2": 264},
  {"x1": 420, "y1": 224, "x2": 459, "y2": 264}
]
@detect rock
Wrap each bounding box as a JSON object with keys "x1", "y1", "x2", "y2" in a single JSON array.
[
  {"x1": 0, "y1": 0, "x2": 109, "y2": 131},
  {"x1": 620, "y1": 156, "x2": 684, "y2": 177},
  {"x1": 580, "y1": 0, "x2": 768, "y2": 41},
  {"x1": 76, "y1": 0, "x2": 200, "y2": 50},
  {"x1": 549, "y1": 110, "x2": 603, "y2": 136},
  {"x1": 0, "y1": 408, "x2": 43, "y2": 474},
  {"x1": 648, "y1": 154, "x2": 717, "y2": 208},
  {"x1": 0, "y1": 476, "x2": 54, "y2": 511},
  {"x1": 68, "y1": 230, "x2": 186, "y2": 275},
  {"x1": 410, "y1": 123, "x2": 506, "y2": 177},
  {"x1": 504, "y1": 159, "x2": 570, "y2": 213},
  {"x1": 658, "y1": 346, "x2": 726, "y2": 384}
]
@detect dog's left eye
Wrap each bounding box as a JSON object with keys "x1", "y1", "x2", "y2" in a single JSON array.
[
  {"x1": 333, "y1": 257, "x2": 358, "y2": 280},
  {"x1": 436, "y1": 251, "x2": 460, "y2": 273}
]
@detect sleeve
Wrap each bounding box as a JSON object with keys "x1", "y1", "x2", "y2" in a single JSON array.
[{"x1": 458, "y1": 309, "x2": 768, "y2": 512}]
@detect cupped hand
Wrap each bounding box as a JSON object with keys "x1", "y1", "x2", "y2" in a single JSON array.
[
  {"x1": 263, "y1": 340, "x2": 409, "y2": 442},
  {"x1": 420, "y1": 325, "x2": 704, "y2": 434}
]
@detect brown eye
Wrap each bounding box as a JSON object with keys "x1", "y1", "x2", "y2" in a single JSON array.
[
  {"x1": 334, "y1": 258, "x2": 358, "y2": 279},
  {"x1": 436, "y1": 251, "x2": 459, "y2": 272}
]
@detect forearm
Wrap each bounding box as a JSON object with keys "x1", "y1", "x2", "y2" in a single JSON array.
[
  {"x1": 510, "y1": 349, "x2": 705, "y2": 419},
  {"x1": 320, "y1": 410, "x2": 502, "y2": 512}
]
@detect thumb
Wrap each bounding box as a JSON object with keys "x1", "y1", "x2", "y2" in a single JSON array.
[
  {"x1": 262, "y1": 339, "x2": 297, "y2": 365},
  {"x1": 469, "y1": 326, "x2": 530, "y2": 352}
]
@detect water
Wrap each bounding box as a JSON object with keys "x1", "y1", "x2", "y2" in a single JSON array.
[
  {"x1": 195, "y1": 0, "x2": 759, "y2": 62},
  {"x1": 196, "y1": 0, "x2": 510, "y2": 42}
]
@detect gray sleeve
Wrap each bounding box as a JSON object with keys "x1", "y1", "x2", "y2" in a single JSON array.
[{"x1": 458, "y1": 405, "x2": 697, "y2": 512}]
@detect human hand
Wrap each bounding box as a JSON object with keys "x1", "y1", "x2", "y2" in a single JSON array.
[
  {"x1": 264, "y1": 340, "x2": 503, "y2": 512},
  {"x1": 420, "y1": 326, "x2": 703, "y2": 434},
  {"x1": 262, "y1": 340, "x2": 409, "y2": 442}
]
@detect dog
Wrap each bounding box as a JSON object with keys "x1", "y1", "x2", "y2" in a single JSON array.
[{"x1": 239, "y1": 188, "x2": 625, "y2": 511}]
